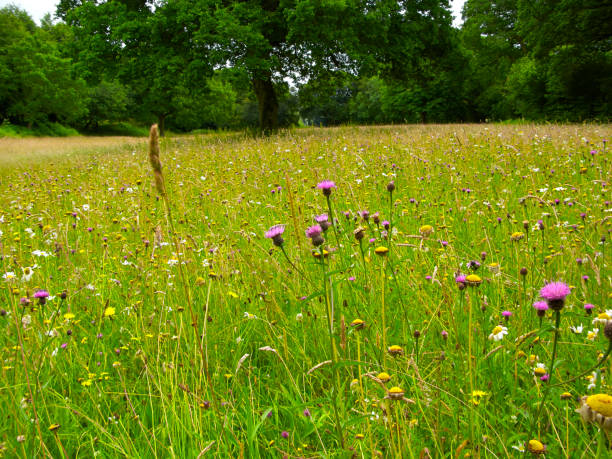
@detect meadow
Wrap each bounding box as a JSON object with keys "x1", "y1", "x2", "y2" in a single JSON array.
[{"x1": 0, "y1": 124, "x2": 610, "y2": 458}]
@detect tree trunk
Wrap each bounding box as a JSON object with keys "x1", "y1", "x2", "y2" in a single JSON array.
[
  {"x1": 252, "y1": 73, "x2": 279, "y2": 133},
  {"x1": 157, "y1": 114, "x2": 166, "y2": 137}
]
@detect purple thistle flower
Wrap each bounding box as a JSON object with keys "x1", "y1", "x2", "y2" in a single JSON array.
[
  {"x1": 306, "y1": 225, "x2": 324, "y2": 246},
  {"x1": 34, "y1": 289, "x2": 49, "y2": 305},
  {"x1": 502, "y1": 310, "x2": 512, "y2": 317},
  {"x1": 455, "y1": 274, "x2": 467, "y2": 284},
  {"x1": 281, "y1": 430, "x2": 289, "y2": 439},
  {"x1": 382, "y1": 220, "x2": 390, "y2": 230},
  {"x1": 265, "y1": 225, "x2": 285, "y2": 247},
  {"x1": 533, "y1": 301, "x2": 549, "y2": 317},
  {"x1": 317, "y1": 180, "x2": 336, "y2": 196},
  {"x1": 34, "y1": 290, "x2": 49, "y2": 299},
  {"x1": 306, "y1": 225, "x2": 322, "y2": 238},
  {"x1": 315, "y1": 214, "x2": 331, "y2": 231},
  {"x1": 540, "y1": 281, "x2": 571, "y2": 310},
  {"x1": 303, "y1": 408, "x2": 311, "y2": 417},
  {"x1": 540, "y1": 374, "x2": 550, "y2": 382},
  {"x1": 584, "y1": 303, "x2": 594, "y2": 315}
]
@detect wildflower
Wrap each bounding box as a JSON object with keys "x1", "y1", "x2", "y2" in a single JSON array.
[
  {"x1": 353, "y1": 227, "x2": 366, "y2": 241},
  {"x1": 605, "y1": 321, "x2": 612, "y2": 342},
  {"x1": 387, "y1": 181, "x2": 395, "y2": 193},
  {"x1": 388, "y1": 345, "x2": 403, "y2": 356},
  {"x1": 64, "y1": 313, "x2": 75, "y2": 321},
  {"x1": 488, "y1": 325, "x2": 508, "y2": 341},
  {"x1": 21, "y1": 266, "x2": 35, "y2": 282},
  {"x1": 281, "y1": 430, "x2": 289, "y2": 439},
  {"x1": 419, "y1": 225, "x2": 433, "y2": 236},
  {"x1": 467, "y1": 260, "x2": 480, "y2": 270},
  {"x1": 103, "y1": 307, "x2": 116, "y2": 318},
  {"x1": 510, "y1": 232, "x2": 524, "y2": 241},
  {"x1": 534, "y1": 363, "x2": 547, "y2": 377},
  {"x1": 377, "y1": 372, "x2": 391, "y2": 383},
  {"x1": 577, "y1": 394, "x2": 612, "y2": 431},
  {"x1": 441, "y1": 330, "x2": 448, "y2": 340},
  {"x1": 350, "y1": 318, "x2": 365, "y2": 330},
  {"x1": 593, "y1": 310, "x2": 612, "y2": 325},
  {"x1": 315, "y1": 214, "x2": 331, "y2": 231},
  {"x1": 33, "y1": 289, "x2": 49, "y2": 305},
  {"x1": 374, "y1": 246, "x2": 389, "y2": 256},
  {"x1": 584, "y1": 303, "x2": 595, "y2": 315},
  {"x1": 264, "y1": 225, "x2": 285, "y2": 247},
  {"x1": 587, "y1": 329, "x2": 599, "y2": 341},
  {"x1": 561, "y1": 392, "x2": 573, "y2": 400},
  {"x1": 303, "y1": 408, "x2": 311, "y2": 417},
  {"x1": 502, "y1": 311, "x2": 512, "y2": 321},
  {"x1": 305, "y1": 225, "x2": 324, "y2": 247},
  {"x1": 385, "y1": 386, "x2": 405, "y2": 400},
  {"x1": 570, "y1": 324, "x2": 584, "y2": 334},
  {"x1": 316, "y1": 180, "x2": 336, "y2": 196},
  {"x1": 48, "y1": 424, "x2": 60, "y2": 432},
  {"x1": 526, "y1": 439, "x2": 546, "y2": 455},
  {"x1": 465, "y1": 274, "x2": 482, "y2": 286},
  {"x1": 540, "y1": 281, "x2": 571, "y2": 311},
  {"x1": 471, "y1": 390, "x2": 487, "y2": 405},
  {"x1": 533, "y1": 301, "x2": 548, "y2": 317}
]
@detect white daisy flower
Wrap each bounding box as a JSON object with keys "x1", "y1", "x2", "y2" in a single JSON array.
[{"x1": 488, "y1": 325, "x2": 508, "y2": 341}]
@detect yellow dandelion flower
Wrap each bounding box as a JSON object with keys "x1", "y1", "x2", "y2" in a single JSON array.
[
  {"x1": 388, "y1": 345, "x2": 404, "y2": 356},
  {"x1": 103, "y1": 307, "x2": 116, "y2": 318},
  {"x1": 374, "y1": 246, "x2": 389, "y2": 256},
  {"x1": 577, "y1": 393, "x2": 612, "y2": 431},
  {"x1": 465, "y1": 274, "x2": 482, "y2": 286},
  {"x1": 377, "y1": 372, "x2": 391, "y2": 383},
  {"x1": 527, "y1": 439, "x2": 546, "y2": 454},
  {"x1": 386, "y1": 386, "x2": 405, "y2": 400},
  {"x1": 48, "y1": 424, "x2": 60, "y2": 432},
  {"x1": 419, "y1": 225, "x2": 434, "y2": 236}
]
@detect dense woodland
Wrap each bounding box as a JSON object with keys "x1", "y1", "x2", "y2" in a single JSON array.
[{"x1": 0, "y1": 0, "x2": 610, "y2": 134}]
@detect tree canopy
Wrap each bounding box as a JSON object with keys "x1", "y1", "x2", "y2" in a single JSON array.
[{"x1": 0, "y1": 1, "x2": 609, "y2": 135}]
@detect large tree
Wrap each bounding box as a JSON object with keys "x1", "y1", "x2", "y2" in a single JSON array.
[
  {"x1": 57, "y1": 0, "x2": 210, "y2": 134},
  {"x1": 58, "y1": 0, "x2": 456, "y2": 132}
]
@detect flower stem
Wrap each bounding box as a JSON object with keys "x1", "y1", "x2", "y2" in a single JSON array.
[{"x1": 529, "y1": 310, "x2": 561, "y2": 443}]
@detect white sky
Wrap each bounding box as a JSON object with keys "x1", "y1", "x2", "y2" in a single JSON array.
[{"x1": 0, "y1": 0, "x2": 466, "y2": 26}]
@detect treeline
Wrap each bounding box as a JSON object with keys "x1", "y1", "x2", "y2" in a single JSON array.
[{"x1": 0, "y1": 1, "x2": 610, "y2": 135}]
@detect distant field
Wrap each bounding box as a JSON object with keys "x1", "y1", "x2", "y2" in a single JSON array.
[
  {"x1": 0, "y1": 124, "x2": 610, "y2": 457},
  {"x1": 0, "y1": 136, "x2": 147, "y2": 166}
]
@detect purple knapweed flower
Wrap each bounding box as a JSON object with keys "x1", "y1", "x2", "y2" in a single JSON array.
[
  {"x1": 306, "y1": 225, "x2": 324, "y2": 246},
  {"x1": 533, "y1": 301, "x2": 549, "y2": 317},
  {"x1": 265, "y1": 225, "x2": 285, "y2": 247},
  {"x1": 315, "y1": 214, "x2": 331, "y2": 231},
  {"x1": 317, "y1": 180, "x2": 336, "y2": 196},
  {"x1": 540, "y1": 281, "x2": 571, "y2": 311},
  {"x1": 34, "y1": 289, "x2": 49, "y2": 305}
]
